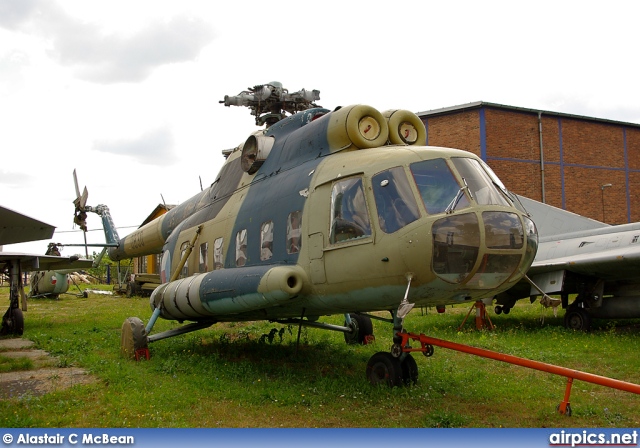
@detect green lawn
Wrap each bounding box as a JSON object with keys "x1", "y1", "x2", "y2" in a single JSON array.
[{"x1": 1, "y1": 285, "x2": 639, "y2": 428}]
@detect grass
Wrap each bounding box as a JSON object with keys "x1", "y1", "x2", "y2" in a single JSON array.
[
  {"x1": 0, "y1": 355, "x2": 33, "y2": 373},
  {"x1": 0, "y1": 284, "x2": 639, "y2": 428}
]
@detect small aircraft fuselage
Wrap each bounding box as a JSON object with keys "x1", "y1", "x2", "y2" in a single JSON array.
[{"x1": 29, "y1": 271, "x2": 69, "y2": 298}]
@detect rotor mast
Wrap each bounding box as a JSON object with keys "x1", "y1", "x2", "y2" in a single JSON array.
[{"x1": 220, "y1": 81, "x2": 320, "y2": 127}]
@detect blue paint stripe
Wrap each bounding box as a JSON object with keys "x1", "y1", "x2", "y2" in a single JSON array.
[
  {"x1": 487, "y1": 157, "x2": 633, "y2": 172},
  {"x1": 479, "y1": 108, "x2": 487, "y2": 161},
  {"x1": 422, "y1": 118, "x2": 428, "y2": 145}
]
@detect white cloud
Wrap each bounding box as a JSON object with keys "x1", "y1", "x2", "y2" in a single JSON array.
[
  {"x1": 0, "y1": 0, "x2": 215, "y2": 83},
  {"x1": 0, "y1": 0, "x2": 40, "y2": 30},
  {"x1": 93, "y1": 126, "x2": 177, "y2": 166},
  {"x1": 2, "y1": 0, "x2": 640, "y2": 256}
]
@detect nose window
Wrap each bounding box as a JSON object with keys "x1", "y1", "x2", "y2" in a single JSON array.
[
  {"x1": 483, "y1": 212, "x2": 524, "y2": 249},
  {"x1": 432, "y1": 213, "x2": 480, "y2": 283}
]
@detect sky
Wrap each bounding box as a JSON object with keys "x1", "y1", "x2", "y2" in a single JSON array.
[{"x1": 2, "y1": 0, "x2": 640, "y2": 256}]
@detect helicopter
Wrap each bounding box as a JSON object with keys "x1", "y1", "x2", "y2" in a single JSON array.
[{"x1": 74, "y1": 82, "x2": 538, "y2": 386}]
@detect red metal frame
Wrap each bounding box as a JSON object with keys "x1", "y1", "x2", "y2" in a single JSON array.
[
  {"x1": 396, "y1": 332, "x2": 640, "y2": 414},
  {"x1": 457, "y1": 300, "x2": 495, "y2": 331}
]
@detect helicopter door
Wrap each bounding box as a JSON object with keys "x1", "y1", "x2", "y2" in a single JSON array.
[
  {"x1": 308, "y1": 232, "x2": 325, "y2": 284},
  {"x1": 322, "y1": 176, "x2": 379, "y2": 284},
  {"x1": 307, "y1": 175, "x2": 381, "y2": 285},
  {"x1": 307, "y1": 181, "x2": 331, "y2": 285}
]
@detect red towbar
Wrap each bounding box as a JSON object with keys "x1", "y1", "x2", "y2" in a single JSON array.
[{"x1": 396, "y1": 332, "x2": 640, "y2": 416}]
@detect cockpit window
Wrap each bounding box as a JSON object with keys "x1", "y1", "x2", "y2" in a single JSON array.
[
  {"x1": 450, "y1": 158, "x2": 510, "y2": 207},
  {"x1": 410, "y1": 158, "x2": 469, "y2": 214},
  {"x1": 330, "y1": 177, "x2": 372, "y2": 244},
  {"x1": 432, "y1": 213, "x2": 480, "y2": 283},
  {"x1": 372, "y1": 167, "x2": 420, "y2": 233},
  {"x1": 483, "y1": 212, "x2": 524, "y2": 249}
]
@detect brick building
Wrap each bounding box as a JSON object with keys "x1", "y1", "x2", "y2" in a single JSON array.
[{"x1": 416, "y1": 102, "x2": 640, "y2": 224}]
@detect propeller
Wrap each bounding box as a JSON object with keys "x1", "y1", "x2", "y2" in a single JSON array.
[{"x1": 72, "y1": 169, "x2": 90, "y2": 257}]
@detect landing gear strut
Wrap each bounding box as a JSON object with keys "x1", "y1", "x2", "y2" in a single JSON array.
[
  {"x1": 366, "y1": 273, "x2": 421, "y2": 387},
  {"x1": 1, "y1": 261, "x2": 26, "y2": 336},
  {"x1": 1, "y1": 307, "x2": 24, "y2": 336}
]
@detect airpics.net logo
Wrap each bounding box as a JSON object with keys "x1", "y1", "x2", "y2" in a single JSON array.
[{"x1": 549, "y1": 430, "x2": 638, "y2": 447}]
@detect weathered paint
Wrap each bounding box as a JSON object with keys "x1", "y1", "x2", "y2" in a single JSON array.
[{"x1": 105, "y1": 105, "x2": 536, "y2": 325}]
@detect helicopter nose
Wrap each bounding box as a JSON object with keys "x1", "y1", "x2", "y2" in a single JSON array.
[{"x1": 431, "y1": 211, "x2": 537, "y2": 289}]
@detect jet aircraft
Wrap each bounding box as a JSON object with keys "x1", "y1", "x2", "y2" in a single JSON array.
[
  {"x1": 75, "y1": 82, "x2": 538, "y2": 385},
  {"x1": 492, "y1": 196, "x2": 640, "y2": 331},
  {"x1": 0, "y1": 205, "x2": 93, "y2": 335}
]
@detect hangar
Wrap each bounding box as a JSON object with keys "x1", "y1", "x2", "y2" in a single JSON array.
[{"x1": 416, "y1": 102, "x2": 640, "y2": 224}]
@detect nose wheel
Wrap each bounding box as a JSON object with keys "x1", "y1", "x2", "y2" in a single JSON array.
[
  {"x1": 366, "y1": 352, "x2": 419, "y2": 387},
  {"x1": 366, "y1": 352, "x2": 402, "y2": 387}
]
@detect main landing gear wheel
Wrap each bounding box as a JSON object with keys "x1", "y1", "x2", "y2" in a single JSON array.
[
  {"x1": 564, "y1": 307, "x2": 591, "y2": 331},
  {"x1": 344, "y1": 313, "x2": 373, "y2": 345},
  {"x1": 121, "y1": 317, "x2": 148, "y2": 359},
  {"x1": 400, "y1": 353, "x2": 419, "y2": 385},
  {"x1": 494, "y1": 305, "x2": 510, "y2": 315},
  {"x1": 1, "y1": 308, "x2": 24, "y2": 336},
  {"x1": 366, "y1": 352, "x2": 403, "y2": 387}
]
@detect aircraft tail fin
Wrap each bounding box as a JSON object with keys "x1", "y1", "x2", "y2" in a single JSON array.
[{"x1": 517, "y1": 195, "x2": 608, "y2": 239}]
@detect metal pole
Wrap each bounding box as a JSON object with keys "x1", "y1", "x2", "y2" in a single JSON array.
[{"x1": 401, "y1": 333, "x2": 640, "y2": 395}]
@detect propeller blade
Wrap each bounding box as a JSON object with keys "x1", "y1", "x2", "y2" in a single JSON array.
[
  {"x1": 80, "y1": 186, "x2": 88, "y2": 209},
  {"x1": 72, "y1": 170, "x2": 89, "y2": 210},
  {"x1": 73, "y1": 169, "x2": 81, "y2": 198}
]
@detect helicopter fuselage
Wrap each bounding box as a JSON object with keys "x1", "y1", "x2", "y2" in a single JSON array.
[{"x1": 106, "y1": 105, "x2": 537, "y2": 324}]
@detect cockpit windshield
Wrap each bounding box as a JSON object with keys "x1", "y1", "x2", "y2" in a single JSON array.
[
  {"x1": 450, "y1": 158, "x2": 511, "y2": 207},
  {"x1": 372, "y1": 167, "x2": 420, "y2": 234},
  {"x1": 410, "y1": 158, "x2": 469, "y2": 214}
]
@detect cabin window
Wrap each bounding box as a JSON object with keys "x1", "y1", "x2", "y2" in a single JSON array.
[
  {"x1": 287, "y1": 211, "x2": 302, "y2": 254},
  {"x1": 261, "y1": 221, "x2": 274, "y2": 260},
  {"x1": 236, "y1": 229, "x2": 247, "y2": 267},
  {"x1": 410, "y1": 158, "x2": 468, "y2": 214},
  {"x1": 329, "y1": 177, "x2": 371, "y2": 244},
  {"x1": 180, "y1": 241, "x2": 189, "y2": 278},
  {"x1": 451, "y1": 157, "x2": 510, "y2": 207},
  {"x1": 372, "y1": 167, "x2": 420, "y2": 233},
  {"x1": 214, "y1": 237, "x2": 224, "y2": 269},
  {"x1": 199, "y1": 242, "x2": 208, "y2": 272}
]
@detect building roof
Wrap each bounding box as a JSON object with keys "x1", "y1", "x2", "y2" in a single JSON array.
[
  {"x1": 140, "y1": 204, "x2": 176, "y2": 227},
  {"x1": 416, "y1": 101, "x2": 640, "y2": 129}
]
